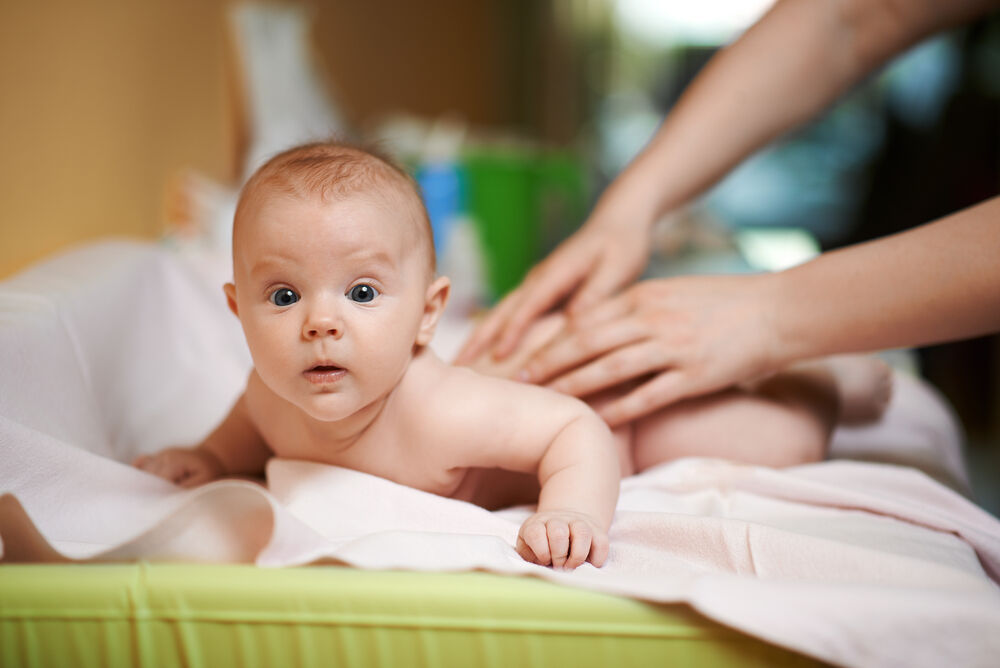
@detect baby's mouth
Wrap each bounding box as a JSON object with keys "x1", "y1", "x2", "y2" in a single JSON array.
[{"x1": 303, "y1": 364, "x2": 347, "y2": 384}]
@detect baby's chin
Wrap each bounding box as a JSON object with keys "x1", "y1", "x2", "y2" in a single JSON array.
[
  {"x1": 293, "y1": 394, "x2": 361, "y2": 423},
  {"x1": 288, "y1": 387, "x2": 396, "y2": 425}
]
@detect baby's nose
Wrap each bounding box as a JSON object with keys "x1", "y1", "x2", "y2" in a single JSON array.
[
  {"x1": 303, "y1": 308, "x2": 343, "y2": 340},
  {"x1": 304, "y1": 323, "x2": 340, "y2": 339}
]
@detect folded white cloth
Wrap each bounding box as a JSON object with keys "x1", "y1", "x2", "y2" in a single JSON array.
[{"x1": 2, "y1": 240, "x2": 998, "y2": 668}]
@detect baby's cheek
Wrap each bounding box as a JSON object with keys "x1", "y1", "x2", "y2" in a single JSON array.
[{"x1": 366, "y1": 347, "x2": 414, "y2": 388}]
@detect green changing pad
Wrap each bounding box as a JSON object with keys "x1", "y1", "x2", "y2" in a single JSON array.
[{"x1": 1, "y1": 564, "x2": 818, "y2": 667}]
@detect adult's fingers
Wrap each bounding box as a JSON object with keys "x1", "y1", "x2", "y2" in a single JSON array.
[
  {"x1": 490, "y1": 260, "x2": 591, "y2": 361},
  {"x1": 565, "y1": 256, "x2": 636, "y2": 318},
  {"x1": 596, "y1": 369, "x2": 694, "y2": 427},
  {"x1": 523, "y1": 318, "x2": 646, "y2": 384},
  {"x1": 544, "y1": 341, "x2": 669, "y2": 399},
  {"x1": 454, "y1": 290, "x2": 521, "y2": 364},
  {"x1": 565, "y1": 288, "x2": 636, "y2": 330}
]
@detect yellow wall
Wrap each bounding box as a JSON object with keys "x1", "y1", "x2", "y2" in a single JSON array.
[
  {"x1": 0, "y1": 0, "x2": 535, "y2": 279},
  {"x1": 0, "y1": 0, "x2": 234, "y2": 278}
]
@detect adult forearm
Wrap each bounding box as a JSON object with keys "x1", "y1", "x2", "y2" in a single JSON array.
[
  {"x1": 769, "y1": 196, "x2": 1000, "y2": 364},
  {"x1": 612, "y1": 0, "x2": 985, "y2": 227}
]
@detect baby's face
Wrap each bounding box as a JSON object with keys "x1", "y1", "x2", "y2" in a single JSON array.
[{"x1": 228, "y1": 191, "x2": 433, "y2": 422}]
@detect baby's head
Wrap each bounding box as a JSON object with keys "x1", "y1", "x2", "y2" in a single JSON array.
[
  {"x1": 234, "y1": 141, "x2": 436, "y2": 279},
  {"x1": 224, "y1": 141, "x2": 450, "y2": 422}
]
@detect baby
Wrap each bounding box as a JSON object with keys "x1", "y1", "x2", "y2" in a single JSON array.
[
  {"x1": 468, "y1": 317, "x2": 893, "y2": 476},
  {"x1": 135, "y1": 142, "x2": 621, "y2": 570},
  {"x1": 136, "y1": 140, "x2": 892, "y2": 569}
]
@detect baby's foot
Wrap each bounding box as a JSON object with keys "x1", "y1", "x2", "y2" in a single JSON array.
[{"x1": 825, "y1": 355, "x2": 894, "y2": 424}]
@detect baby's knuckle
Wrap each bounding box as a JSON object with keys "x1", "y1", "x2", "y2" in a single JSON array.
[
  {"x1": 593, "y1": 532, "x2": 610, "y2": 550},
  {"x1": 546, "y1": 522, "x2": 570, "y2": 539},
  {"x1": 523, "y1": 522, "x2": 547, "y2": 540}
]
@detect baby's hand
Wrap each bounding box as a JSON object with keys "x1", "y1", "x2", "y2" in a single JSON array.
[
  {"x1": 133, "y1": 447, "x2": 225, "y2": 488},
  {"x1": 516, "y1": 510, "x2": 609, "y2": 570}
]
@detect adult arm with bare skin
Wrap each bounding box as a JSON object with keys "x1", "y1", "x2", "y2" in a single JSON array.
[
  {"x1": 521, "y1": 198, "x2": 1000, "y2": 427},
  {"x1": 456, "y1": 0, "x2": 1000, "y2": 366}
]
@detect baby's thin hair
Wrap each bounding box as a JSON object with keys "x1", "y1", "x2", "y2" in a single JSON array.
[{"x1": 234, "y1": 139, "x2": 436, "y2": 273}]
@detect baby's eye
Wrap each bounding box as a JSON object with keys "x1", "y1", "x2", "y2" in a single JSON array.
[
  {"x1": 270, "y1": 288, "x2": 299, "y2": 307},
  {"x1": 347, "y1": 284, "x2": 378, "y2": 303}
]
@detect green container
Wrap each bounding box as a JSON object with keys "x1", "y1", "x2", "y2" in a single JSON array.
[{"x1": 462, "y1": 148, "x2": 588, "y2": 302}]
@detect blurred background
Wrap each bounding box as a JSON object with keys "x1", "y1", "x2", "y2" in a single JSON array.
[{"x1": 1, "y1": 0, "x2": 997, "y2": 509}]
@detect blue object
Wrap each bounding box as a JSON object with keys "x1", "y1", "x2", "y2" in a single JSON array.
[{"x1": 416, "y1": 162, "x2": 465, "y2": 256}]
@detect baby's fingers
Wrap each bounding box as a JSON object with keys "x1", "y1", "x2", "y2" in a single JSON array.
[
  {"x1": 517, "y1": 518, "x2": 552, "y2": 566},
  {"x1": 134, "y1": 451, "x2": 189, "y2": 485},
  {"x1": 564, "y1": 520, "x2": 595, "y2": 570},
  {"x1": 515, "y1": 535, "x2": 537, "y2": 564},
  {"x1": 586, "y1": 527, "x2": 610, "y2": 568},
  {"x1": 135, "y1": 453, "x2": 170, "y2": 478},
  {"x1": 546, "y1": 521, "x2": 571, "y2": 570}
]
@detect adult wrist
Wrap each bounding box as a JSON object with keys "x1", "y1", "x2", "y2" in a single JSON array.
[
  {"x1": 588, "y1": 165, "x2": 663, "y2": 235},
  {"x1": 755, "y1": 270, "x2": 799, "y2": 374}
]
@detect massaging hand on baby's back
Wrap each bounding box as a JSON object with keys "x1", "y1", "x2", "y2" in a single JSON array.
[
  {"x1": 133, "y1": 446, "x2": 226, "y2": 488},
  {"x1": 516, "y1": 509, "x2": 609, "y2": 570},
  {"x1": 456, "y1": 187, "x2": 654, "y2": 366},
  {"x1": 460, "y1": 0, "x2": 1000, "y2": 380},
  {"x1": 519, "y1": 273, "x2": 779, "y2": 427},
  {"x1": 519, "y1": 199, "x2": 1000, "y2": 427}
]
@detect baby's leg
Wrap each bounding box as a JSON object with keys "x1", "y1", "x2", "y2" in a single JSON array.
[
  {"x1": 631, "y1": 355, "x2": 893, "y2": 472},
  {"x1": 631, "y1": 367, "x2": 839, "y2": 471}
]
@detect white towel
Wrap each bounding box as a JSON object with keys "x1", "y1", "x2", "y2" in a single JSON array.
[{"x1": 2, "y1": 240, "x2": 998, "y2": 668}]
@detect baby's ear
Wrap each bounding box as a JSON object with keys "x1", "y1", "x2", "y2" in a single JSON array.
[
  {"x1": 416, "y1": 276, "x2": 451, "y2": 346},
  {"x1": 223, "y1": 283, "x2": 239, "y2": 318}
]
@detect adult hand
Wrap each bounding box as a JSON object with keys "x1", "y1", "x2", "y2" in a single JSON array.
[
  {"x1": 520, "y1": 273, "x2": 783, "y2": 427},
  {"x1": 455, "y1": 204, "x2": 653, "y2": 365}
]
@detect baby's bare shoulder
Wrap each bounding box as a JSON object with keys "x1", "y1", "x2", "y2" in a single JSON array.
[
  {"x1": 400, "y1": 356, "x2": 605, "y2": 471},
  {"x1": 401, "y1": 354, "x2": 591, "y2": 439}
]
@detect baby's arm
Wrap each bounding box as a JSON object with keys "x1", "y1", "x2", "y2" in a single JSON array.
[
  {"x1": 519, "y1": 408, "x2": 619, "y2": 569},
  {"x1": 431, "y1": 367, "x2": 619, "y2": 569},
  {"x1": 133, "y1": 389, "x2": 272, "y2": 487}
]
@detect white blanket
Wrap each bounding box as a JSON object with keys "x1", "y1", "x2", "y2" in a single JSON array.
[{"x1": 2, "y1": 240, "x2": 999, "y2": 668}]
